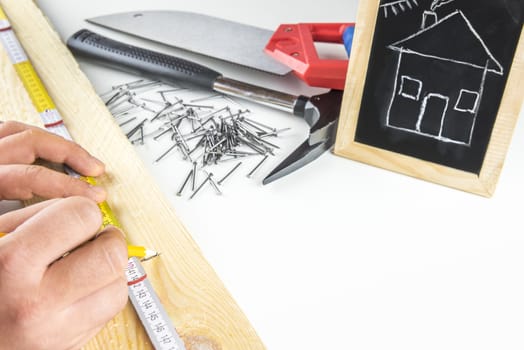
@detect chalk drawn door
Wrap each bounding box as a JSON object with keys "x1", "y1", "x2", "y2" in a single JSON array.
[{"x1": 416, "y1": 93, "x2": 449, "y2": 137}]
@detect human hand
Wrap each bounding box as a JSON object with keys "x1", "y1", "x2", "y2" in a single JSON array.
[
  {"x1": 0, "y1": 197, "x2": 128, "y2": 350},
  {"x1": 0, "y1": 121, "x2": 106, "y2": 202}
]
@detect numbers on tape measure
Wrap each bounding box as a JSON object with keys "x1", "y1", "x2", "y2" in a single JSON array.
[
  {"x1": 0, "y1": 27, "x2": 55, "y2": 112},
  {"x1": 127, "y1": 258, "x2": 184, "y2": 350}
]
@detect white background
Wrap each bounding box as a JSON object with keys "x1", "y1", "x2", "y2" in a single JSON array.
[{"x1": 3, "y1": 1, "x2": 523, "y2": 349}]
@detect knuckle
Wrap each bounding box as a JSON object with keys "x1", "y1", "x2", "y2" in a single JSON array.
[
  {"x1": 0, "y1": 127, "x2": 35, "y2": 164},
  {"x1": 20, "y1": 128, "x2": 36, "y2": 138},
  {"x1": 20, "y1": 128, "x2": 37, "y2": 149},
  {"x1": 69, "y1": 141, "x2": 85, "y2": 154},
  {"x1": 0, "y1": 246, "x2": 22, "y2": 278},
  {"x1": 23, "y1": 164, "x2": 44, "y2": 182},
  {"x1": 10, "y1": 297, "x2": 42, "y2": 328},
  {"x1": 16, "y1": 129, "x2": 39, "y2": 162},
  {"x1": 0, "y1": 165, "x2": 32, "y2": 199}
]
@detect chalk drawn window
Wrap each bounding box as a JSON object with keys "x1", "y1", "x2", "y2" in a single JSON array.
[
  {"x1": 399, "y1": 75, "x2": 422, "y2": 101},
  {"x1": 454, "y1": 89, "x2": 480, "y2": 113}
]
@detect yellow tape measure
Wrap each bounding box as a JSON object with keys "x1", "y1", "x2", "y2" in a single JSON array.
[
  {"x1": 1, "y1": 9, "x2": 54, "y2": 113},
  {"x1": 0, "y1": 7, "x2": 184, "y2": 349},
  {"x1": 82, "y1": 176, "x2": 121, "y2": 227},
  {"x1": 14, "y1": 61, "x2": 57, "y2": 113}
]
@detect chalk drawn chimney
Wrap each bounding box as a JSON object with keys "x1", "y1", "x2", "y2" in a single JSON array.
[{"x1": 421, "y1": 11, "x2": 438, "y2": 29}]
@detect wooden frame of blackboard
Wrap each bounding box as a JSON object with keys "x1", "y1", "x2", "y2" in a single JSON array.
[{"x1": 334, "y1": 0, "x2": 524, "y2": 197}]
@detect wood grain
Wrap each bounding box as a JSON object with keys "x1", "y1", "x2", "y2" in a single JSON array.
[
  {"x1": 334, "y1": 0, "x2": 524, "y2": 197},
  {"x1": 0, "y1": 0, "x2": 265, "y2": 349}
]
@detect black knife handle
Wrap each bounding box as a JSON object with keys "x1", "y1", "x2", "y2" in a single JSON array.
[{"x1": 67, "y1": 29, "x2": 222, "y2": 89}]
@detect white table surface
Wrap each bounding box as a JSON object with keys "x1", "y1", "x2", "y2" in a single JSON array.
[{"x1": 3, "y1": 1, "x2": 523, "y2": 349}]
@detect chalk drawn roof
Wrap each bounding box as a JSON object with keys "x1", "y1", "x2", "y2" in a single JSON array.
[{"x1": 388, "y1": 10, "x2": 503, "y2": 75}]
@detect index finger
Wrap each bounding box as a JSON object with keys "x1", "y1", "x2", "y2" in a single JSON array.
[{"x1": 0, "y1": 121, "x2": 105, "y2": 177}]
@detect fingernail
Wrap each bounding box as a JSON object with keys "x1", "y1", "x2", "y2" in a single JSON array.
[
  {"x1": 102, "y1": 225, "x2": 127, "y2": 241},
  {"x1": 89, "y1": 185, "x2": 107, "y2": 202},
  {"x1": 90, "y1": 157, "x2": 106, "y2": 173},
  {"x1": 105, "y1": 224, "x2": 125, "y2": 235},
  {"x1": 113, "y1": 226, "x2": 126, "y2": 239}
]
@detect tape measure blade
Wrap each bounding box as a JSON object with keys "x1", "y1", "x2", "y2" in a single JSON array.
[{"x1": 127, "y1": 258, "x2": 186, "y2": 350}]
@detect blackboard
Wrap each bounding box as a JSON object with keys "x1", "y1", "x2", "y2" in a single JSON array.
[{"x1": 334, "y1": 0, "x2": 524, "y2": 196}]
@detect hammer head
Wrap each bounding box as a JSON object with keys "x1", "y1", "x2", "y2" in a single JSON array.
[{"x1": 263, "y1": 89, "x2": 344, "y2": 184}]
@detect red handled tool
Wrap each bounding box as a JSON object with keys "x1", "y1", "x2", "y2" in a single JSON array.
[{"x1": 265, "y1": 23, "x2": 355, "y2": 90}]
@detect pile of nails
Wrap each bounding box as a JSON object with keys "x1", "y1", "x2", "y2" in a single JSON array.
[{"x1": 101, "y1": 79, "x2": 290, "y2": 199}]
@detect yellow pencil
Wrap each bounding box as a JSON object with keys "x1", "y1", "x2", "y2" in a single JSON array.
[
  {"x1": 127, "y1": 245, "x2": 160, "y2": 261},
  {"x1": 0, "y1": 232, "x2": 159, "y2": 261}
]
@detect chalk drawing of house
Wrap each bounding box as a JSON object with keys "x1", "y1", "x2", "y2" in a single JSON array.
[{"x1": 385, "y1": 10, "x2": 503, "y2": 145}]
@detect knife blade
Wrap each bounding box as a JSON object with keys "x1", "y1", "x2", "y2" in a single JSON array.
[{"x1": 86, "y1": 10, "x2": 292, "y2": 75}]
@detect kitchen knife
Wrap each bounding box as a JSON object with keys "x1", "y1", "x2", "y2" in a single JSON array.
[{"x1": 86, "y1": 10, "x2": 292, "y2": 75}]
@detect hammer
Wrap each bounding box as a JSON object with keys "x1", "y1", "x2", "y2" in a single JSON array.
[{"x1": 67, "y1": 29, "x2": 343, "y2": 184}]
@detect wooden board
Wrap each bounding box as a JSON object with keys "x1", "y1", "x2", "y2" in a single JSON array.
[
  {"x1": 334, "y1": 0, "x2": 524, "y2": 196},
  {"x1": 0, "y1": 0, "x2": 265, "y2": 349}
]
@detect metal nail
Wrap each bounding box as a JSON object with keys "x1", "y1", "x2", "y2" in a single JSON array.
[
  {"x1": 204, "y1": 171, "x2": 222, "y2": 195},
  {"x1": 243, "y1": 117, "x2": 277, "y2": 132},
  {"x1": 238, "y1": 135, "x2": 266, "y2": 155},
  {"x1": 151, "y1": 100, "x2": 183, "y2": 122},
  {"x1": 247, "y1": 155, "x2": 269, "y2": 178},
  {"x1": 191, "y1": 162, "x2": 197, "y2": 191},
  {"x1": 189, "y1": 173, "x2": 212, "y2": 199},
  {"x1": 105, "y1": 78, "x2": 287, "y2": 191},
  {"x1": 131, "y1": 125, "x2": 145, "y2": 145},
  {"x1": 105, "y1": 90, "x2": 126, "y2": 106},
  {"x1": 153, "y1": 126, "x2": 173, "y2": 141},
  {"x1": 155, "y1": 143, "x2": 178, "y2": 163},
  {"x1": 113, "y1": 105, "x2": 137, "y2": 119},
  {"x1": 118, "y1": 116, "x2": 137, "y2": 127},
  {"x1": 217, "y1": 162, "x2": 242, "y2": 185},
  {"x1": 126, "y1": 118, "x2": 147, "y2": 140},
  {"x1": 190, "y1": 93, "x2": 222, "y2": 103},
  {"x1": 141, "y1": 97, "x2": 170, "y2": 107},
  {"x1": 128, "y1": 97, "x2": 158, "y2": 113},
  {"x1": 259, "y1": 127, "x2": 292, "y2": 138},
  {"x1": 183, "y1": 103, "x2": 214, "y2": 109},
  {"x1": 176, "y1": 169, "x2": 194, "y2": 196},
  {"x1": 127, "y1": 80, "x2": 162, "y2": 93}
]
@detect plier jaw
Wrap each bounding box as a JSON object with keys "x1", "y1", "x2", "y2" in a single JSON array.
[{"x1": 263, "y1": 89, "x2": 343, "y2": 184}]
